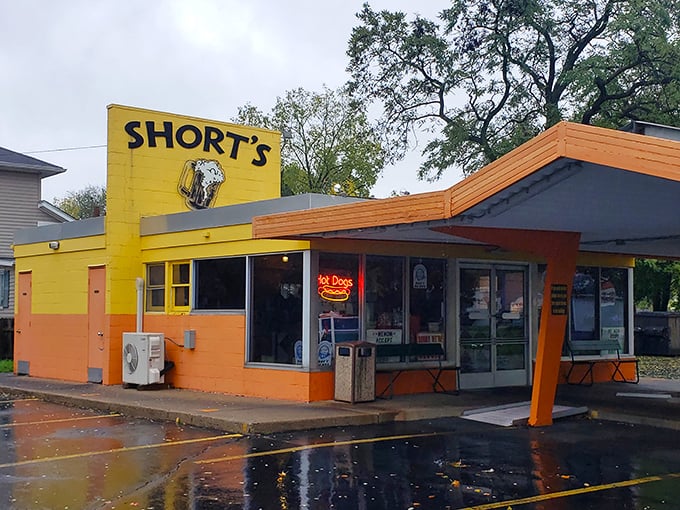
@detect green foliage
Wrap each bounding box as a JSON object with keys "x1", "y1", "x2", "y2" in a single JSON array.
[
  {"x1": 348, "y1": 0, "x2": 680, "y2": 180},
  {"x1": 54, "y1": 185, "x2": 106, "y2": 219},
  {"x1": 634, "y1": 258, "x2": 680, "y2": 311},
  {"x1": 235, "y1": 86, "x2": 385, "y2": 197},
  {"x1": 0, "y1": 359, "x2": 12, "y2": 373}
]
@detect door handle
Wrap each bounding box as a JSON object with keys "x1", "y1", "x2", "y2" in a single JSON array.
[
  {"x1": 97, "y1": 331, "x2": 104, "y2": 337},
  {"x1": 16, "y1": 330, "x2": 21, "y2": 334}
]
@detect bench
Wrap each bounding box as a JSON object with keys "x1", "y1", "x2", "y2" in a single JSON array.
[
  {"x1": 375, "y1": 342, "x2": 460, "y2": 398},
  {"x1": 565, "y1": 339, "x2": 639, "y2": 386}
]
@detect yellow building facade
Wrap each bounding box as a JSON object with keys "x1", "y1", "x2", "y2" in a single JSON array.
[{"x1": 15, "y1": 107, "x2": 653, "y2": 423}]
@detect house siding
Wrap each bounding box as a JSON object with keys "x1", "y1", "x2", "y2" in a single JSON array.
[
  {"x1": 0, "y1": 170, "x2": 43, "y2": 259},
  {"x1": 0, "y1": 169, "x2": 58, "y2": 320}
]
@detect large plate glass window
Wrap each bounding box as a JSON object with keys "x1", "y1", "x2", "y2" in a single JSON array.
[
  {"x1": 365, "y1": 255, "x2": 404, "y2": 359},
  {"x1": 194, "y1": 257, "x2": 246, "y2": 310},
  {"x1": 409, "y1": 258, "x2": 446, "y2": 352},
  {"x1": 570, "y1": 266, "x2": 629, "y2": 352},
  {"x1": 249, "y1": 253, "x2": 303, "y2": 364},
  {"x1": 317, "y1": 253, "x2": 360, "y2": 367}
]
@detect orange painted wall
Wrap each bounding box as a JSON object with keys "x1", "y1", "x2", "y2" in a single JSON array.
[
  {"x1": 142, "y1": 314, "x2": 327, "y2": 402},
  {"x1": 19, "y1": 314, "x2": 89, "y2": 382},
  {"x1": 107, "y1": 312, "x2": 458, "y2": 400},
  {"x1": 376, "y1": 370, "x2": 458, "y2": 397},
  {"x1": 558, "y1": 360, "x2": 638, "y2": 384}
]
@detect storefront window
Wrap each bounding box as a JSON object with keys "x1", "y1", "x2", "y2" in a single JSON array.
[
  {"x1": 570, "y1": 266, "x2": 629, "y2": 351},
  {"x1": 571, "y1": 267, "x2": 597, "y2": 340},
  {"x1": 249, "y1": 253, "x2": 303, "y2": 364},
  {"x1": 409, "y1": 258, "x2": 446, "y2": 347},
  {"x1": 366, "y1": 256, "x2": 404, "y2": 356},
  {"x1": 145, "y1": 263, "x2": 165, "y2": 312},
  {"x1": 600, "y1": 267, "x2": 628, "y2": 348},
  {"x1": 317, "y1": 253, "x2": 360, "y2": 367},
  {"x1": 194, "y1": 257, "x2": 246, "y2": 310}
]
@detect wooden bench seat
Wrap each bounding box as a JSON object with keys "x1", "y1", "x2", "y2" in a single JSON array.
[
  {"x1": 375, "y1": 342, "x2": 460, "y2": 398},
  {"x1": 565, "y1": 339, "x2": 639, "y2": 386}
]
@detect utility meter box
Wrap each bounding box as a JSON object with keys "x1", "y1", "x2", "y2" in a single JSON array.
[{"x1": 334, "y1": 341, "x2": 376, "y2": 403}]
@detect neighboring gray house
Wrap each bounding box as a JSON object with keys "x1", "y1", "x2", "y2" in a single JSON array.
[{"x1": 0, "y1": 147, "x2": 73, "y2": 358}]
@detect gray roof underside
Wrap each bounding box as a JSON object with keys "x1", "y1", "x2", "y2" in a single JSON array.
[
  {"x1": 0, "y1": 147, "x2": 66, "y2": 178},
  {"x1": 307, "y1": 158, "x2": 680, "y2": 258}
]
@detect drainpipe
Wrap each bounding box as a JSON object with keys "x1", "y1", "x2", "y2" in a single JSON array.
[{"x1": 136, "y1": 277, "x2": 144, "y2": 333}]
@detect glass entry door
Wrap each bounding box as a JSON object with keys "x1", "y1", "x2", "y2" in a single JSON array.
[{"x1": 459, "y1": 264, "x2": 529, "y2": 388}]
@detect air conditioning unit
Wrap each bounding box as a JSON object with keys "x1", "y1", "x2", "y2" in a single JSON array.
[{"x1": 122, "y1": 332, "x2": 165, "y2": 386}]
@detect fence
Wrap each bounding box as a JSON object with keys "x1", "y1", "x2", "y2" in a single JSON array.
[{"x1": 0, "y1": 318, "x2": 13, "y2": 359}]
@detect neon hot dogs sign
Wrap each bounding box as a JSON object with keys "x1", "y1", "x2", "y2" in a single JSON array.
[{"x1": 317, "y1": 274, "x2": 354, "y2": 302}]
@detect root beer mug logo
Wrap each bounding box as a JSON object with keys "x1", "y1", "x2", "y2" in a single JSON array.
[{"x1": 178, "y1": 159, "x2": 225, "y2": 210}]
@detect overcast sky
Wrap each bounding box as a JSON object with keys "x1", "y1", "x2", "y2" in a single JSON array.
[{"x1": 0, "y1": 0, "x2": 461, "y2": 202}]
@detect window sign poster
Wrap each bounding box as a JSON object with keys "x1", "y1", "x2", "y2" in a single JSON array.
[
  {"x1": 318, "y1": 340, "x2": 333, "y2": 366},
  {"x1": 367, "y1": 329, "x2": 402, "y2": 363},
  {"x1": 601, "y1": 327, "x2": 625, "y2": 349},
  {"x1": 413, "y1": 263, "x2": 428, "y2": 289}
]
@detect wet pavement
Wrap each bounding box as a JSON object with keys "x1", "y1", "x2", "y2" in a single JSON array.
[
  {"x1": 1, "y1": 397, "x2": 679, "y2": 509},
  {"x1": 1, "y1": 373, "x2": 680, "y2": 434}
]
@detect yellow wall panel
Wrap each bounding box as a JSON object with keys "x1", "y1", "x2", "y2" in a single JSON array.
[
  {"x1": 104, "y1": 104, "x2": 283, "y2": 315},
  {"x1": 15, "y1": 247, "x2": 106, "y2": 314},
  {"x1": 13, "y1": 235, "x2": 105, "y2": 258}
]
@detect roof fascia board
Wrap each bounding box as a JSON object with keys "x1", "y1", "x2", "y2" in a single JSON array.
[
  {"x1": 562, "y1": 122, "x2": 680, "y2": 182},
  {"x1": 38, "y1": 200, "x2": 75, "y2": 222},
  {"x1": 252, "y1": 190, "x2": 447, "y2": 239}
]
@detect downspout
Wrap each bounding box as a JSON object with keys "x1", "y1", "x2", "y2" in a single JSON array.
[{"x1": 136, "y1": 277, "x2": 144, "y2": 333}]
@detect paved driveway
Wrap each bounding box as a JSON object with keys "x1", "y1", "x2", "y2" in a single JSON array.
[{"x1": 1, "y1": 396, "x2": 679, "y2": 509}]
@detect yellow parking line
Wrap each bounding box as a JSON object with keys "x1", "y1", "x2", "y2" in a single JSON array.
[
  {"x1": 0, "y1": 433, "x2": 242, "y2": 469},
  {"x1": 465, "y1": 472, "x2": 680, "y2": 509},
  {"x1": 0, "y1": 398, "x2": 39, "y2": 403},
  {"x1": 0, "y1": 413, "x2": 122, "y2": 428},
  {"x1": 196, "y1": 431, "x2": 447, "y2": 465}
]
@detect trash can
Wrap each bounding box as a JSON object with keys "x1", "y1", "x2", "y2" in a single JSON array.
[{"x1": 334, "y1": 341, "x2": 376, "y2": 403}]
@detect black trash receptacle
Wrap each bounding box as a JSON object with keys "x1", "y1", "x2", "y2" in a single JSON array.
[{"x1": 635, "y1": 327, "x2": 671, "y2": 355}]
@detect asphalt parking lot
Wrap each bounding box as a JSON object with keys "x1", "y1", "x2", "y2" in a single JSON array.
[{"x1": 2, "y1": 397, "x2": 680, "y2": 510}]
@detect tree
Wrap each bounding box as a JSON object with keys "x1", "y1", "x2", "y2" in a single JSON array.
[
  {"x1": 347, "y1": 1, "x2": 680, "y2": 180},
  {"x1": 634, "y1": 258, "x2": 680, "y2": 311},
  {"x1": 54, "y1": 185, "x2": 106, "y2": 219},
  {"x1": 234, "y1": 86, "x2": 385, "y2": 197}
]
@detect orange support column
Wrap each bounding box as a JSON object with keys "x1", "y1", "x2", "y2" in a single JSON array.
[
  {"x1": 434, "y1": 226, "x2": 581, "y2": 427},
  {"x1": 528, "y1": 237, "x2": 579, "y2": 426}
]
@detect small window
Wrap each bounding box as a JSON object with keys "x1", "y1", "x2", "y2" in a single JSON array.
[
  {"x1": 146, "y1": 263, "x2": 165, "y2": 312},
  {"x1": 0, "y1": 268, "x2": 10, "y2": 309},
  {"x1": 171, "y1": 262, "x2": 191, "y2": 310}
]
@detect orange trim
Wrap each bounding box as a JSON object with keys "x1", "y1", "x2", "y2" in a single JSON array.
[{"x1": 252, "y1": 190, "x2": 446, "y2": 239}]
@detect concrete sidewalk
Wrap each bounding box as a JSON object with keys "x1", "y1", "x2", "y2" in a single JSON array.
[{"x1": 1, "y1": 373, "x2": 679, "y2": 433}]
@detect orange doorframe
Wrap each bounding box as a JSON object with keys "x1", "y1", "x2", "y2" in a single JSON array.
[{"x1": 433, "y1": 226, "x2": 580, "y2": 426}]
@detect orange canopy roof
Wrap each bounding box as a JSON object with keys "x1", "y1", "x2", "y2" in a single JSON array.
[{"x1": 253, "y1": 122, "x2": 680, "y2": 258}]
